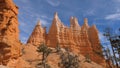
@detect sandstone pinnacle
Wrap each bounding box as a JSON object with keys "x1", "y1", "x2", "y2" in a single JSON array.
[
  {"x1": 92, "y1": 24, "x2": 97, "y2": 30},
  {"x1": 27, "y1": 20, "x2": 45, "y2": 46},
  {"x1": 54, "y1": 12, "x2": 58, "y2": 19},
  {"x1": 81, "y1": 18, "x2": 89, "y2": 30},
  {"x1": 84, "y1": 18, "x2": 89, "y2": 27},
  {"x1": 36, "y1": 20, "x2": 41, "y2": 26}
]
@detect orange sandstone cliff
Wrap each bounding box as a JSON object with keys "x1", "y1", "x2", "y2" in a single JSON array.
[{"x1": 0, "y1": 0, "x2": 21, "y2": 65}]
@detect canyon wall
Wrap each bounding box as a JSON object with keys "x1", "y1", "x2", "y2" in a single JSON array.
[{"x1": 0, "y1": 0, "x2": 21, "y2": 65}]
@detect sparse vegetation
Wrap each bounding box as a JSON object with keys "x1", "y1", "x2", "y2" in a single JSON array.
[
  {"x1": 36, "y1": 43, "x2": 52, "y2": 68},
  {"x1": 84, "y1": 54, "x2": 91, "y2": 63},
  {"x1": 59, "y1": 47, "x2": 80, "y2": 68},
  {"x1": 103, "y1": 28, "x2": 120, "y2": 68},
  {"x1": 55, "y1": 43, "x2": 61, "y2": 53}
]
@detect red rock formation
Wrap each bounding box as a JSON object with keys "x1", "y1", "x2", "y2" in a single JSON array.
[
  {"x1": 88, "y1": 25, "x2": 105, "y2": 65},
  {"x1": 27, "y1": 20, "x2": 46, "y2": 46},
  {"x1": 0, "y1": 0, "x2": 106, "y2": 67},
  {"x1": 47, "y1": 12, "x2": 63, "y2": 47},
  {"x1": 27, "y1": 13, "x2": 105, "y2": 65},
  {"x1": 0, "y1": 0, "x2": 21, "y2": 65}
]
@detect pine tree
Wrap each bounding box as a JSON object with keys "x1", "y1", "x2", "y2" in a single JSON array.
[
  {"x1": 103, "y1": 28, "x2": 119, "y2": 68},
  {"x1": 36, "y1": 43, "x2": 52, "y2": 68}
]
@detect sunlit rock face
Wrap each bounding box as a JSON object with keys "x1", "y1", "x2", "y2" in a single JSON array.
[
  {"x1": 27, "y1": 12, "x2": 105, "y2": 65},
  {"x1": 27, "y1": 20, "x2": 46, "y2": 46},
  {"x1": 0, "y1": 0, "x2": 21, "y2": 65}
]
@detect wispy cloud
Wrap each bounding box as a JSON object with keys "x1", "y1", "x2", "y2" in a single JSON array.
[
  {"x1": 105, "y1": 13, "x2": 120, "y2": 20},
  {"x1": 46, "y1": 0, "x2": 60, "y2": 7},
  {"x1": 36, "y1": 17, "x2": 50, "y2": 27},
  {"x1": 84, "y1": 9, "x2": 95, "y2": 16}
]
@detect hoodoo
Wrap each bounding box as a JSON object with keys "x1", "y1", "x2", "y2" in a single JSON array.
[
  {"x1": 27, "y1": 20, "x2": 46, "y2": 46},
  {"x1": 27, "y1": 12, "x2": 105, "y2": 65}
]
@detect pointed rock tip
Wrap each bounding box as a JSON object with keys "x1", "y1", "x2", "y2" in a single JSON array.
[
  {"x1": 54, "y1": 12, "x2": 58, "y2": 19},
  {"x1": 36, "y1": 20, "x2": 41, "y2": 26},
  {"x1": 84, "y1": 18, "x2": 88, "y2": 24},
  {"x1": 70, "y1": 16, "x2": 78, "y2": 22},
  {"x1": 92, "y1": 24, "x2": 97, "y2": 29},
  {"x1": 73, "y1": 17, "x2": 78, "y2": 21},
  {"x1": 70, "y1": 16, "x2": 74, "y2": 19}
]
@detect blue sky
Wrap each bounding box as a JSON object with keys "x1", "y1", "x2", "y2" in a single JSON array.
[{"x1": 13, "y1": 0, "x2": 120, "y2": 45}]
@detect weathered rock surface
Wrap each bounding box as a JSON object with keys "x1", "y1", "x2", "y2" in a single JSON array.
[
  {"x1": 28, "y1": 12, "x2": 105, "y2": 66},
  {"x1": 27, "y1": 20, "x2": 46, "y2": 46},
  {"x1": 0, "y1": 65, "x2": 9, "y2": 68},
  {"x1": 0, "y1": 0, "x2": 21, "y2": 65}
]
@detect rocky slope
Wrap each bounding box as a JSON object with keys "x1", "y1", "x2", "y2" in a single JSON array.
[{"x1": 19, "y1": 44, "x2": 104, "y2": 68}]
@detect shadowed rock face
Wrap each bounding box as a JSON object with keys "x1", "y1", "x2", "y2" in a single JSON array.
[
  {"x1": 0, "y1": 42, "x2": 11, "y2": 65},
  {"x1": 0, "y1": 0, "x2": 21, "y2": 65}
]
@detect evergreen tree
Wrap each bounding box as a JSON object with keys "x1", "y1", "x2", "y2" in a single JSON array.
[
  {"x1": 36, "y1": 43, "x2": 52, "y2": 68},
  {"x1": 103, "y1": 28, "x2": 120, "y2": 68}
]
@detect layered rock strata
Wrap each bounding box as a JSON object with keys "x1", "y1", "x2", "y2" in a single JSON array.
[{"x1": 0, "y1": 0, "x2": 21, "y2": 65}]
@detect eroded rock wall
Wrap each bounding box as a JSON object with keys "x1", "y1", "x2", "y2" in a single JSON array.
[{"x1": 0, "y1": 0, "x2": 21, "y2": 65}]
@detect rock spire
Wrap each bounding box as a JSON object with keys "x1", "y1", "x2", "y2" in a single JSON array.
[
  {"x1": 27, "y1": 20, "x2": 46, "y2": 46},
  {"x1": 27, "y1": 12, "x2": 105, "y2": 65},
  {"x1": 82, "y1": 18, "x2": 89, "y2": 30}
]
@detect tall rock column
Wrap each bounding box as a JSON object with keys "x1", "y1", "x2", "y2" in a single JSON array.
[
  {"x1": 88, "y1": 25, "x2": 105, "y2": 65},
  {"x1": 27, "y1": 20, "x2": 46, "y2": 46},
  {"x1": 47, "y1": 12, "x2": 62, "y2": 47},
  {"x1": 70, "y1": 17, "x2": 81, "y2": 45},
  {"x1": 0, "y1": 0, "x2": 21, "y2": 65}
]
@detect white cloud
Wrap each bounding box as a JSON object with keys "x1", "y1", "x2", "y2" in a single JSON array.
[
  {"x1": 46, "y1": 0, "x2": 60, "y2": 7},
  {"x1": 105, "y1": 13, "x2": 120, "y2": 20},
  {"x1": 40, "y1": 15, "x2": 52, "y2": 20}
]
